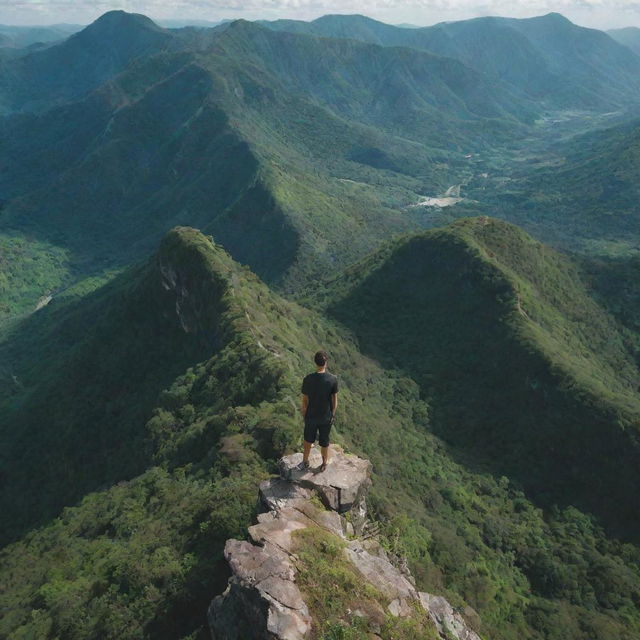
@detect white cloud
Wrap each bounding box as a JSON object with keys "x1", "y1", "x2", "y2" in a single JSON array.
[{"x1": 2, "y1": 0, "x2": 640, "y2": 29}]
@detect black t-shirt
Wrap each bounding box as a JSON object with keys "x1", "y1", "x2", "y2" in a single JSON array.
[{"x1": 301, "y1": 372, "x2": 338, "y2": 425}]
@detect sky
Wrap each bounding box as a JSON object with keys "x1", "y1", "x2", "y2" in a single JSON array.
[{"x1": 2, "y1": 0, "x2": 640, "y2": 30}]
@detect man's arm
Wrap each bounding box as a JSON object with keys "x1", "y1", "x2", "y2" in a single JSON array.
[
  {"x1": 301, "y1": 394, "x2": 309, "y2": 418},
  {"x1": 331, "y1": 393, "x2": 337, "y2": 417}
]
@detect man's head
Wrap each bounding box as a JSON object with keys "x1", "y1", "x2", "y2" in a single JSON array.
[{"x1": 314, "y1": 350, "x2": 328, "y2": 368}]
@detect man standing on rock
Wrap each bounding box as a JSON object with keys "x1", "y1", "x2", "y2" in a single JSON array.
[{"x1": 301, "y1": 350, "x2": 338, "y2": 472}]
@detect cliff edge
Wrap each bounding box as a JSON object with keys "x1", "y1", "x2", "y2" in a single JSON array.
[{"x1": 209, "y1": 445, "x2": 483, "y2": 640}]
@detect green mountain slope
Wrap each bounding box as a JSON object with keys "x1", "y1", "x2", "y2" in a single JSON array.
[
  {"x1": 5, "y1": 10, "x2": 640, "y2": 321},
  {"x1": 582, "y1": 253, "x2": 640, "y2": 339},
  {"x1": 0, "y1": 230, "x2": 226, "y2": 541},
  {"x1": 262, "y1": 12, "x2": 640, "y2": 111},
  {"x1": 323, "y1": 217, "x2": 640, "y2": 537},
  {"x1": 485, "y1": 116, "x2": 640, "y2": 256},
  {"x1": 2, "y1": 226, "x2": 640, "y2": 640},
  {"x1": 547, "y1": 120, "x2": 640, "y2": 234}
]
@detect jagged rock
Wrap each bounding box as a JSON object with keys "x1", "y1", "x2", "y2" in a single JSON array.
[
  {"x1": 248, "y1": 512, "x2": 309, "y2": 553},
  {"x1": 419, "y1": 593, "x2": 482, "y2": 640},
  {"x1": 209, "y1": 445, "x2": 485, "y2": 640},
  {"x1": 259, "y1": 478, "x2": 345, "y2": 538},
  {"x1": 388, "y1": 597, "x2": 414, "y2": 618},
  {"x1": 209, "y1": 446, "x2": 370, "y2": 640},
  {"x1": 223, "y1": 539, "x2": 295, "y2": 583},
  {"x1": 208, "y1": 539, "x2": 311, "y2": 640},
  {"x1": 208, "y1": 575, "x2": 311, "y2": 640}
]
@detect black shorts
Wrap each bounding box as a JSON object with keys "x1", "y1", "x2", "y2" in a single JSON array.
[{"x1": 304, "y1": 421, "x2": 332, "y2": 448}]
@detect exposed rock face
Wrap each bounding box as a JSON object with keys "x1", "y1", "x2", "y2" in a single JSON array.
[
  {"x1": 208, "y1": 445, "x2": 483, "y2": 640},
  {"x1": 420, "y1": 594, "x2": 484, "y2": 640}
]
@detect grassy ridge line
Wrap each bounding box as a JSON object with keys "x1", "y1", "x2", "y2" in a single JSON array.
[
  {"x1": 2, "y1": 226, "x2": 640, "y2": 639},
  {"x1": 455, "y1": 218, "x2": 640, "y2": 405}
]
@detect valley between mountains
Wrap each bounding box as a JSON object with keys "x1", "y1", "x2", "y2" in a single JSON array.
[{"x1": 2, "y1": 9, "x2": 640, "y2": 640}]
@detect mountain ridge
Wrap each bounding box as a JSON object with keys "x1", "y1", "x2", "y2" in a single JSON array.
[{"x1": 4, "y1": 12, "x2": 640, "y2": 638}]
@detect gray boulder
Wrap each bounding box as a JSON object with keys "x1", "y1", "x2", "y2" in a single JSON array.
[{"x1": 278, "y1": 445, "x2": 372, "y2": 514}]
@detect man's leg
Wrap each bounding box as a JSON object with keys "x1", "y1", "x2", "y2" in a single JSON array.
[
  {"x1": 303, "y1": 439, "x2": 312, "y2": 463},
  {"x1": 302, "y1": 421, "x2": 316, "y2": 466},
  {"x1": 319, "y1": 423, "x2": 331, "y2": 468}
]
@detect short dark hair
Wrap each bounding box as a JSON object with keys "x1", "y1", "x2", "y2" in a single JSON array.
[{"x1": 314, "y1": 350, "x2": 328, "y2": 366}]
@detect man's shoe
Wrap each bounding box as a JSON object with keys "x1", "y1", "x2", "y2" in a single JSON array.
[
  {"x1": 319, "y1": 461, "x2": 328, "y2": 472},
  {"x1": 298, "y1": 460, "x2": 310, "y2": 471}
]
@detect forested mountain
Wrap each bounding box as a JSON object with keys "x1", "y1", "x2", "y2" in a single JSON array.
[
  {"x1": 473, "y1": 116, "x2": 640, "y2": 255},
  {"x1": 321, "y1": 217, "x2": 640, "y2": 536},
  {"x1": 535, "y1": 118, "x2": 640, "y2": 235},
  {"x1": 4, "y1": 11, "x2": 640, "y2": 321},
  {"x1": 0, "y1": 23, "x2": 81, "y2": 48},
  {"x1": 0, "y1": 12, "x2": 173, "y2": 114},
  {"x1": 3, "y1": 9, "x2": 640, "y2": 640}
]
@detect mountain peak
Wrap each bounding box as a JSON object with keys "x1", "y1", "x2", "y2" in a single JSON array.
[
  {"x1": 80, "y1": 10, "x2": 166, "y2": 37},
  {"x1": 313, "y1": 14, "x2": 377, "y2": 23},
  {"x1": 533, "y1": 12, "x2": 573, "y2": 25}
]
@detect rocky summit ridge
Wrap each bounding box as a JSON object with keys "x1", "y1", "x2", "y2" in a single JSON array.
[{"x1": 209, "y1": 445, "x2": 482, "y2": 640}]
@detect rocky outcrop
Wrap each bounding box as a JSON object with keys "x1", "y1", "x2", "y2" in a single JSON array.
[{"x1": 208, "y1": 445, "x2": 483, "y2": 640}]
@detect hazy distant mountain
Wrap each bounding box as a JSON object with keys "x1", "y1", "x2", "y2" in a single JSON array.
[
  {"x1": 262, "y1": 12, "x2": 640, "y2": 110},
  {"x1": 157, "y1": 18, "x2": 229, "y2": 28},
  {"x1": 0, "y1": 23, "x2": 82, "y2": 48},
  {"x1": 0, "y1": 11, "x2": 172, "y2": 113},
  {"x1": 608, "y1": 26, "x2": 640, "y2": 55}
]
